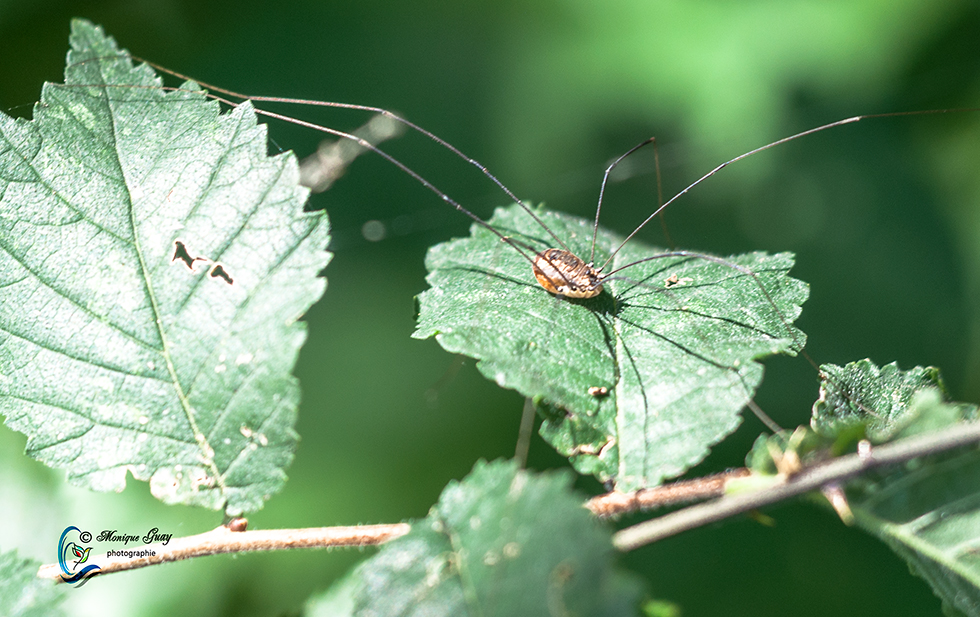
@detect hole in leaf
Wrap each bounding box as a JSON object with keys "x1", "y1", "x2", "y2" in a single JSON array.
[
  {"x1": 171, "y1": 240, "x2": 205, "y2": 270},
  {"x1": 171, "y1": 240, "x2": 234, "y2": 284},
  {"x1": 209, "y1": 264, "x2": 234, "y2": 285}
]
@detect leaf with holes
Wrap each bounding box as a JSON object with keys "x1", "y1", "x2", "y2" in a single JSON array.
[
  {"x1": 352, "y1": 459, "x2": 642, "y2": 616},
  {"x1": 0, "y1": 20, "x2": 329, "y2": 515},
  {"x1": 414, "y1": 204, "x2": 807, "y2": 490}
]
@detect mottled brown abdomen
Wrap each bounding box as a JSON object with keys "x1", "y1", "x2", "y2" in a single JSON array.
[{"x1": 532, "y1": 249, "x2": 604, "y2": 298}]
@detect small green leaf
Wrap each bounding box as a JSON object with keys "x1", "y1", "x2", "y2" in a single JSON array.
[
  {"x1": 0, "y1": 549, "x2": 65, "y2": 617},
  {"x1": 743, "y1": 425, "x2": 827, "y2": 477},
  {"x1": 0, "y1": 21, "x2": 329, "y2": 514},
  {"x1": 414, "y1": 205, "x2": 808, "y2": 490},
  {"x1": 812, "y1": 360, "x2": 976, "y2": 443},
  {"x1": 352, "y1": 459, "x2": 642, "y2": 616}
]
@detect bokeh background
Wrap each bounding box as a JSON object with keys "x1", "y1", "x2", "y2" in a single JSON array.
[{"x1": 1, "y1": 2, "x2": 979, "y2": 616}]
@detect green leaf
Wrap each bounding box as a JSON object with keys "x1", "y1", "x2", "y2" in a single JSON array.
[
  {"x1": 414, "y1": 205, "x2": 807, "y2": 490},
  {"x1": 743, "y1": 425, "x2": 827, "y2": 477},
  {"x1": 806, "y1": 360, "x2": 980, "y2": 615},
  {"x1": 352, "y1": 459, "x2": 642, "y2": 616},
  {"x1": 0, "y1": 20, "x2": 329, "y2": 514},
  {"x1": 812, "y1": 359, "x2": 977, "y2": 443},
  {"x1": 0, "y1": 549, "x2": 65, "y2": 617},
  {"x1": 845, "y1": 391, "x2": 980, "y2": 616},
  {"x1": 744, "y1": 360, "x2": 979, "y2": 480}
]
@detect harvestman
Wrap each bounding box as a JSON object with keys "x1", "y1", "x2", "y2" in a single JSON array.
[
  {"x1": 55, "y1": 52, "x2": 973, "y2": 435},
  {"x1": 70, "y1": 54, "x2": 943, "y2": 306}
]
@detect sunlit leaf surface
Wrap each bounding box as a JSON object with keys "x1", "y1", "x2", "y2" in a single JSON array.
[{"x1": 0, "y1": 20, "x2": 329, "y2": 515}]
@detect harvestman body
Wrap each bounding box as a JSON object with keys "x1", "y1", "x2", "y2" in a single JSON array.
[{"x1": 531, "y1": 249, "x2": 603, "y2": 298}]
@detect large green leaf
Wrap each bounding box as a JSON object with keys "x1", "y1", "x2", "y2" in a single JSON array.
[
  {"x1": 414, "y1": 205, "x2": 807, "y2": 490},
  {"x1": 810, "y1": 361, "x2": 980, "y2": 616},
  {"x1": 0, "y1": 550, "x2": 64, "y2": 617},
  {"x1": 0, "y1": 20, "x2": 329, "y2": 515},
  {"x1": 352, "y1": 459, "x2": 641, "y2": 616}
]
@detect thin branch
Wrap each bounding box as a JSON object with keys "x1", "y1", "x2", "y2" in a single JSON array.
[
  {"x1": 37, "y1": 523, "x2": 409, "y2": 582},
  {"x1": 298, "y1": 113, "x2": 404, "y2": 193},
  {"x1": 37, "y1": 469, "x2": 737, "y2": 583},
  {"x1": 613, "y1": 420, "x2": 980, "y2": 551},
  {"x1": 586, "y1": 469, "x2": 750, "y2": 517}
]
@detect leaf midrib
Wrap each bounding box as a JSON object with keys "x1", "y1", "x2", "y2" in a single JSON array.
[{"x1": 90, "y1": 55, "x2": 227, "y2": 500}]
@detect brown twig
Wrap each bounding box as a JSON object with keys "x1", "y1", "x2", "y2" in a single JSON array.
[
  {"x1": 586, "y1": 468, "x2": 751, "y2": 517},
  {"x1": 38, "y1": 523, "x2": 409, "y2": 582},
  {"x1": 613, "y1": 419, "x2": 980, "y2": 550},
  {"x1": 36, "y1": 470, "x2": 743, "y2": 582}
]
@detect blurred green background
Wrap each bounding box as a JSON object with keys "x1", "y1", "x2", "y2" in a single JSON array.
[{"x1": 1, "y1": 1, "x2": 979, "y2": 616}]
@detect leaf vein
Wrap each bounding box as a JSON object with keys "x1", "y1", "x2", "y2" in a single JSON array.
[{"x1": 0, "y1": 237, "x2": 162, "y2": 353}]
